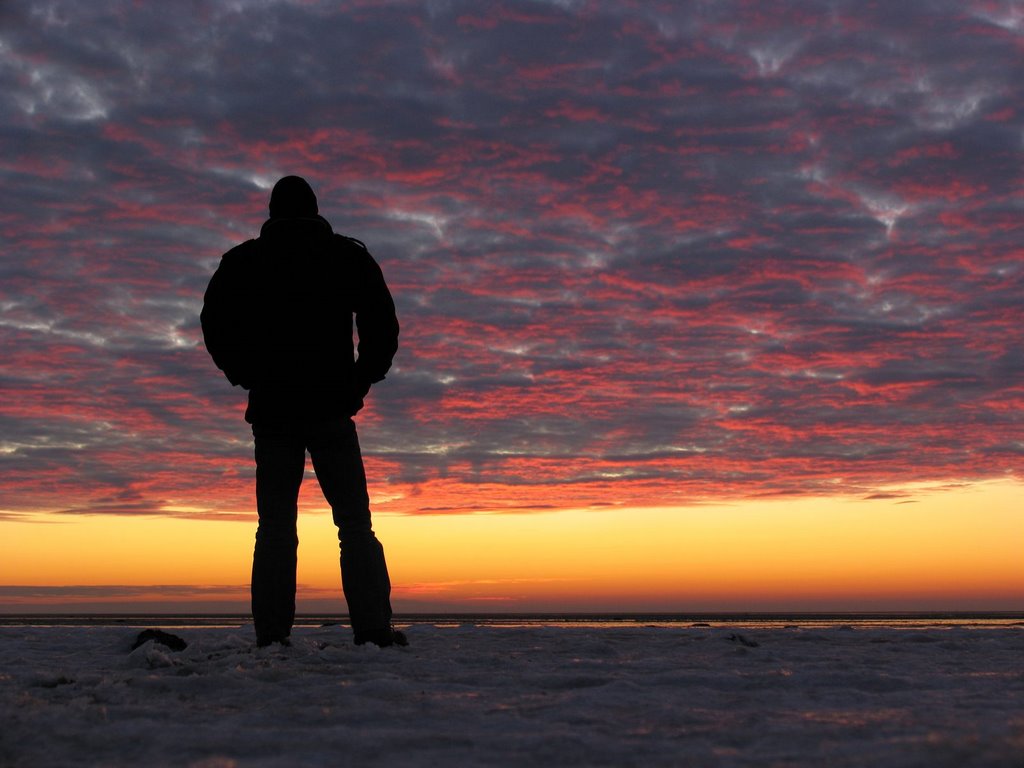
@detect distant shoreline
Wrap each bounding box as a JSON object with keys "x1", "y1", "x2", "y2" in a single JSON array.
[{"x1": 2, "y1": 611, "x2": 1022, "y2": 629}]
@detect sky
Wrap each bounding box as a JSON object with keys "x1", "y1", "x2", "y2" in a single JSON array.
[{"x1": 1, "y1": 0, "x2": 1022, "y2": 613}]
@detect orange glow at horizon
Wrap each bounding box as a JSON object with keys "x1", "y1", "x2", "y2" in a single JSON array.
[{"x1": 1, "y1": 479, "x2": 1021, "y2": 613}]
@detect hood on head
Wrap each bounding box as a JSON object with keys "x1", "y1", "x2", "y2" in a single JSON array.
[{"x1": 268, "y1": 175, "x2": 318, "y2": 219}]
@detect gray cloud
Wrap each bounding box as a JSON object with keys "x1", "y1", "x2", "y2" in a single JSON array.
[{"x1": 0, "y1": 0, "x2": 1021, "y2": 519}]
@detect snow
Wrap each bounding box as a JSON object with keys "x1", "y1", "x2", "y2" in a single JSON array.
[{"x1": 1, "y1": 622, "x2": 1022, "y2": 766}]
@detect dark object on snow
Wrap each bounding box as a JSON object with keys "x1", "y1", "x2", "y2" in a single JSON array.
[
  {"x1": 37, "y1": 675, "x2": 74, "y2": 688},
  {"x1": 131, "y1": 629, "x2": 188, "y2": 652},
  {"x1": 727, "y1": 633, "x2": 760, "y2": 648}
]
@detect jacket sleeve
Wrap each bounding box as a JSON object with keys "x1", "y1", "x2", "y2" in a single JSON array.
[
  {"x1": 350, "y1": 243, "x2": 399, "y2": 390},
  {"x1": 200, "y1": 244, "x2": 258, "y2": 388}
]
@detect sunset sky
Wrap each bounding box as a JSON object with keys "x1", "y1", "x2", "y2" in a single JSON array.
[{"x1": 1, "y1": 0, "x2": 1022, "y2": 613}]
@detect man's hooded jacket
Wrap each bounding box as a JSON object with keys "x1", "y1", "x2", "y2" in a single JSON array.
[{"x1": 201, "y1": 208, "x2": 399, "y2": 425}]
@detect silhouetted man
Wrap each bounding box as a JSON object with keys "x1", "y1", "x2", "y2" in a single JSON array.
[{"x1": 201, "y1": 176, "x2": 405, "y2": 648}]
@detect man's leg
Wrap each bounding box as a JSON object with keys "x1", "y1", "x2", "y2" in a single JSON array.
[
  {"x1": 252, "y1": 426, "x2": 305, "y2": 645},
  {"x1": 307, "y1": 419, "x2": 396, "y2": 643}
]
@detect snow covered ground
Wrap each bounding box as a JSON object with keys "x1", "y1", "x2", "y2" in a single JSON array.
[{"x1": 1, "y1": 622, "x2": 1021, "y2": 766}]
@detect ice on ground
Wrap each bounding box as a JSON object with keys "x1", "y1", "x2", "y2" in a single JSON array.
[{"x1": 1, "y1": 623, "x2": 1022, "y2": 767}]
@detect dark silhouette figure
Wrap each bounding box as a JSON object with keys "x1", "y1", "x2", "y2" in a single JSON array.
[{"x1": 201, "y1": 176, "x2": 405, "y2": 648}]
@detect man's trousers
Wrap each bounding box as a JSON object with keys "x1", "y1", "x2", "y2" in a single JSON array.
[{"x1": 251, "y1": 417, "x2": 393, "y2": 643}]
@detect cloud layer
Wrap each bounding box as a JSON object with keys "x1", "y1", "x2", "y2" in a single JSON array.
[{"x1": 1, "y1": 0, "x2": 1021, "y2": 519}]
